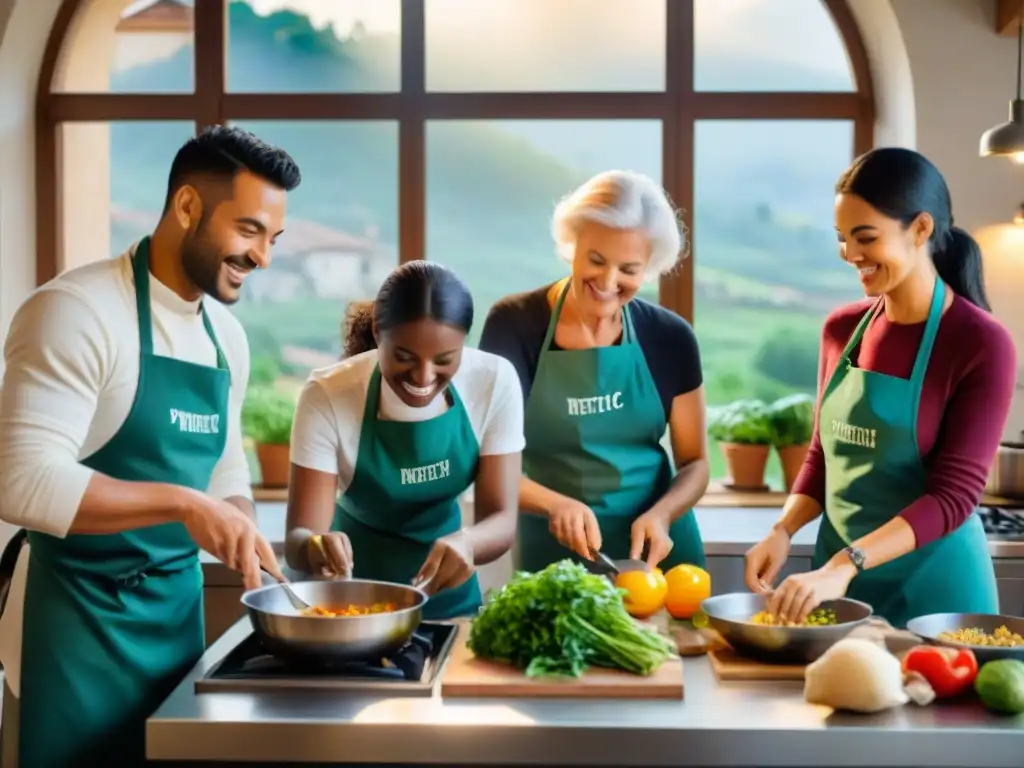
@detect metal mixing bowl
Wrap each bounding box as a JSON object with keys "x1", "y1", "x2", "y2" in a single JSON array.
[
  {"x1": 241, "y1": 579, "x2": 427, "y2": 663},
  {"x1": 906, "y1": 612, "x2": 1024, "y2": 664},
  {"x1": 700, "y1": 592, "x2": 874, "y2": 664}
]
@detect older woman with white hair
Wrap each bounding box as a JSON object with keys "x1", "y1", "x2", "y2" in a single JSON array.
[{"x1": 479, "y1": 170, "x2": 708, "y2": 573}]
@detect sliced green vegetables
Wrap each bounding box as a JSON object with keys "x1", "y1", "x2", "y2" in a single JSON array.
[{"x1": 467, "y1": 560, "x2": 678, "y2": 678}]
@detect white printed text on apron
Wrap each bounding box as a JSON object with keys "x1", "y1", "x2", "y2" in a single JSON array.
[
  {"x1": 831, "y1": 419, "x2": 877, "y2": 449},
  {"x1": 170, "y1": 408, "x2": 221, "y2": 434},
  {"x1": 567, "y1": 392, "x2": 624, "y2": 416},
  {"x1": 400, "y1": 459, "x2": 451, "y2": 485}
]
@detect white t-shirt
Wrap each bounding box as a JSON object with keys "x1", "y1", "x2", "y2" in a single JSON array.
[
  {"x1": 290, "y1": 347, "x2": 525, "y2": 489},
  {"x1": 0, "y1": 242, "x2": 252, "y2": 697}
]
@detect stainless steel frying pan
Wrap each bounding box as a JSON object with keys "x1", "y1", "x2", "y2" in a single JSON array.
[
  {"x1": 906, "y1": 612, "x2": 1024, "y2": 664},
  {"x1": 240, "y1": 578, "x2": 429, "y2": 663},
  {"x1": 701, "y1": 592, "x2": 873, "y2": 664}
]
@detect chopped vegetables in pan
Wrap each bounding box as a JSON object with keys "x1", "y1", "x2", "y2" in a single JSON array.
[
  {"x1": 749, "y1": 608, "x2": 837, "y2": 627},
  {"x1": 301, "y1": 602, "x2": 398, "y2": 617},
  {"x1": 937, "y1": 626, "x2": 1024, "y2": 647}
]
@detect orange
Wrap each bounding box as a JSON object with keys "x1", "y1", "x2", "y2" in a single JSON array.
[
  {"x1": 615, "y1": 568, "x2": 667, "y2": 619},
  {"x1": 663, "y1": 564, "x2": 711, "y2": 620}
]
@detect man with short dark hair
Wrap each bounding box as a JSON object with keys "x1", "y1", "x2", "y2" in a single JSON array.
[{"x1": 0, "y1": 125, "x2": 300, "y2": 767}]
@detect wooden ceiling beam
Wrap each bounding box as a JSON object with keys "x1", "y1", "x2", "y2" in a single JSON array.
[{"x1": 997, "y1": 0, "x2": 1023, "y2": 36}]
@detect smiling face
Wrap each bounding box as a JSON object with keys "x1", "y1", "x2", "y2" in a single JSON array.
[
  {"x1": 834, "y1": 193, "x2": 933, "y2": 298},
  {"x1": 376, "y1": 317, "x2": 467, "y2": 408},
  {"x1": 178, "y1": 169, "x2": 288, "y2": 304},
  {"x1": 568, "y1": 222, "x2": 651, "y2": 320}
]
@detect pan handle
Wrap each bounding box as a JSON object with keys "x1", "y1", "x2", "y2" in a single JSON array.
[{"x1": 411, "y1": 570, "x2": 436, "y2": 594}]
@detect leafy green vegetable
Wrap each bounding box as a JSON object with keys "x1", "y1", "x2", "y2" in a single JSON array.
[
  {"x1": 706, "y1": 399, "x2": 775, "y2": 445},
  {"x1": 241, "y1": 386, "x2": 297, "y2": 445},
  {"x1": 466, "y1": 560, "x2": 678, "y2": 678},
  {"x1": 767, "y1": 393, "x2": 815, "y2": 447}
]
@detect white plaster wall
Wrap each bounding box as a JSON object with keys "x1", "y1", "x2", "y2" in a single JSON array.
[
  {"x1": 888, "y1": 0, "x2": 1024, "y2": 440},
  {"x1": 0, "y1": 0, "x2": 64, "y2": 556}
]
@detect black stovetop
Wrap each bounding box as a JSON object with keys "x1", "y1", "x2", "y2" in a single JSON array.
[
  {"x1": 978, "y1": 506, "x2": 1024, "y2": 539},
  {"x1": 194, "y1": 621, "x2": 458, "y2": 696}
]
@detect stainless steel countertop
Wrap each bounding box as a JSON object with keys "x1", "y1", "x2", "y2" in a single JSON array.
[
  {"x1": 205, "y1": 503, "x2": 1024, "y2": 562},
  {"x1": 148, "y1": 617, "x2": 1023, "y2": 766}
]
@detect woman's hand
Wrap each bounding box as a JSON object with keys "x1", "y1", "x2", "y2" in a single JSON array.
[
  {"x1": 308, "y1": 532, "x2": 354, "y2": 578},
  {"x1": 414, "y1": 532, "x2": 475, "y2": 595},
  {"x1": 766, "y1": 564, "x2": 856, "y2": 624},
  {"x1": 744, "y1": 524, "x2": 793, "y2": 593},
  {"x1": 548, "y1": 498, "x2": 602, "y2": 559},
  {"x1": 630, "y1": 510, "x2": 674, "y2": 567}
]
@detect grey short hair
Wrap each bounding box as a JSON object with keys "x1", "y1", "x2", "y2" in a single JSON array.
[{"x1": 551, "y1": 170, "x2": 688, "y2": 281}]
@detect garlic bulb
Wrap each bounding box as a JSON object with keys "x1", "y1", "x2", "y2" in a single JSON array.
[{"x1": 804, "y1": 638, "x2": 909, "y2": 713}]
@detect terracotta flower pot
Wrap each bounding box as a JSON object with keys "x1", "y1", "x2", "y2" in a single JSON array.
[
  {"x1": 776, "y1": 443, "x2": 810, "y2": 492},
  {"x1": 256, "y1": 442, "x2": 291, "y2": 488},
  {"x1": 718, "y1": 443, "x2": 771, "y2": 491}
]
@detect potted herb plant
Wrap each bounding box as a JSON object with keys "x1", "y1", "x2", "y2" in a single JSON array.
[
  {"x1": 707, "y1": 399, "x2": 775, "y2": 491},
  {"x1": 241, "y1": 386, "x2": 297, "y2": 489},
  {"x1": 767, "y1": 393, "x2": 816, "y2": 491}
]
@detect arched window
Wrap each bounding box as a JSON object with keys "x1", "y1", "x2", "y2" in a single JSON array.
[{"x1": 36, "y1": 0, "x2": 874, "y2": 488}]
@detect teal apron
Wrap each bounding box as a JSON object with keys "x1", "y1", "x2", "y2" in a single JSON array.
[
  {"x1": 18, "y1": 238, "x2": 230, "y2": 767},
  {"x1": 517, "y1": 283, "x2": 705, "y2": 571},
  {"x1": 812, "y1": 277, "x2": 998, "y2": 628},
  {"x1": 333, "y1": 366, "x2": 483, "y2": 620}
]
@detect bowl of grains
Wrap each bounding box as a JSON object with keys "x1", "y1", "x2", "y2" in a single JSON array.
[{"x1": 906, "y1": 612, "x2": 1024, "y2": 663}]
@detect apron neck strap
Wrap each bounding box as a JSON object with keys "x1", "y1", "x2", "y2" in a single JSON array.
[
  {"x1": 132, "y1": 238, "x2": 155, "y2": 355},
  {"x1": 838, "y1": 276, "x2": 945, "y2": 385},
  {"x1": 364, "y1": 365, "x2": 384, "y2": 424},
  {"x1": 839, "y1": 298, "x2": 882, "y2": 362},
  {"x1": 201, "y1": 310, "x2": 230, "y2": 372},
  {"x1": 910, "y1": 275, "x2": 945, "y2": 384},
  {"x1": 542, "y1": 279, "x2": 635, "y2": 349},
  {"x1": 132, "y1": 237, "x2": 230, "y2": 372}
]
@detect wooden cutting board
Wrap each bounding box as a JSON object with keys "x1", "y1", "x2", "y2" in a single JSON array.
[
  {"x1": 701, "y1": 619, "x2": 919, "y2": 681},
  {"x1": 654, "y1": 618, "x2": 806, "y2": 681},
  {"x1": 440, "y1": 624, "x2": 684, "y2": 699},
  {"x1": 706, "y1": 646, "x2": 806, "y2": 681}
]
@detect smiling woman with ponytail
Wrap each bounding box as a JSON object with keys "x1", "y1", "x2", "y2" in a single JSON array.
[
  {"x1": 286, "y1": 260, "x2": 525, "y2": 621},
  {"x1": 745, "y1": 147, "x2": 1017, "y2": 629}
]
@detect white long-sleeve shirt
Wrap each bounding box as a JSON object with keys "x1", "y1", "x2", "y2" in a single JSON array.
[
  {"x1": 0, "y1": 243, "x2": 253, "y2": 533},
  {"x1": 0, "y1": 242, "x2": 253, "y2": 697}
]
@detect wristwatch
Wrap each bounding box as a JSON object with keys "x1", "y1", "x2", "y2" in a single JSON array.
[{"x1": 843, "y1": 546, "x2": 866, "y2": 573}]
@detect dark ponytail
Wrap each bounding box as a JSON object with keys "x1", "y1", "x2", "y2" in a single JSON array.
[
  {"x1": 342, "y1": 300, "x2": 376, "y2": 358},
  {"x1": 341, "y1": 260, "x2": 474, "y2": 358},
  {"x1": 931, "y1": 226, "x2": 991, "y2": 311},
  {"x1": 836, "y1": 147, "x2": 991, "y2": 311}
]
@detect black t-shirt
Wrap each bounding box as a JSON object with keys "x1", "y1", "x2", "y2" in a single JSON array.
[{"x1": 478, "y1": 284, "x2": 703, "y2": 420}]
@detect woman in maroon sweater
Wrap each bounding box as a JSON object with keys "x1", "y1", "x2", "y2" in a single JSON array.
[{"x1": 744, "y1": 148, "x2": 1017, "y2": 628}]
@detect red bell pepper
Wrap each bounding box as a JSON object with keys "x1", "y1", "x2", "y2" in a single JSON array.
[{"x1": 901, "y1": 645, "x2": 978, "y2": 698}]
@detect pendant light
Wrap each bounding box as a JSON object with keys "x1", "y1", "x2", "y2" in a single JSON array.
[{"x1": 980, "y1": 0, "x2": 1024, "y2": 162}]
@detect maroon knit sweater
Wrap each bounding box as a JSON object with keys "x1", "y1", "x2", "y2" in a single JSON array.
[{"x1": 791, "y1": 293, "x2": 1018, "y2": 547}]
